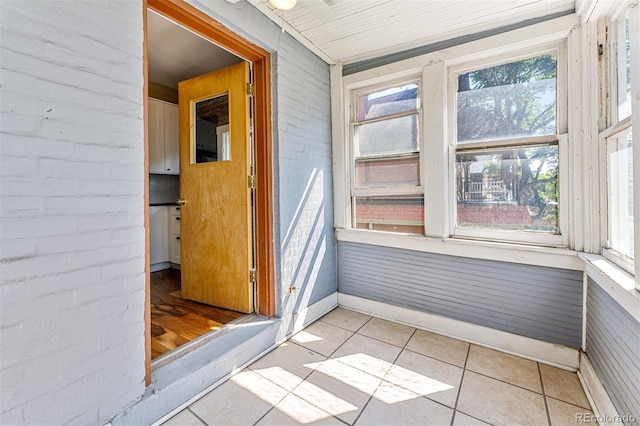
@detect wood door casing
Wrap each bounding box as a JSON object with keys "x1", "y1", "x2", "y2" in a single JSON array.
[
  {"x1": 145, "y1": 0, "x2": 274, "y2": 386},
  {"x1": 178, "y1": 62, "x2": 253, "y2": 313}
]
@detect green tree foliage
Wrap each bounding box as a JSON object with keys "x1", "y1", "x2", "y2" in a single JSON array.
[{"x1": 457, "y1": 55, "x2": 559, "y2": 231}]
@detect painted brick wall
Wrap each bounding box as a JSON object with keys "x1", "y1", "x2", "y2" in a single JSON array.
[
  {"x1": 273, "y1": 34, "x2": 335, "y2": 317},
  {"x1": 0, "y1": 1, "x2": 146, "y2": 425},
  {"x1": 1, "y1": 0, "x2": 335, "y2": 424}
]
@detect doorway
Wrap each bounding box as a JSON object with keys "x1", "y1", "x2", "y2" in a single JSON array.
[{"x1": 144, "y1": 0, "x2": 275, "y2": 382}]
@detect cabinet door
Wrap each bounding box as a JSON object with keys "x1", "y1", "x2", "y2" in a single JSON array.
[
  {"x1": 149, "y1": 206, "x2": 169, "y2": 265},
  {"x1": 148, "y1": 99, "x2": 165, "y2": 174},
  {"x1": 164, "y1": 103, "x2": 180, "y2": 175}
]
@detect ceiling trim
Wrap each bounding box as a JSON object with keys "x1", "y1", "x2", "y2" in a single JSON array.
[
  {"x1": 247, "y1": 0, "x2": 334, "y2": 64},
  {"x1": 343, "y1": 9, "x2": 575, "y2": 76}
]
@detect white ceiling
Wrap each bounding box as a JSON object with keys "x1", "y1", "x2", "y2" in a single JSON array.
[
  {"x1": 247, "y1": 0, "x2": 575, "y2": 64},
  {"x1": 147, "y1": 10, "x2": 244, "y2": 88}
]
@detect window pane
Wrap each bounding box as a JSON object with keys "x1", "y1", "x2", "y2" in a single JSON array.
[
  {"x1": 618, "y1": 13, "x2": 632, "y2": 120},
  {"x1": 355, "y1": 114, "x2": 418, "y2": 157},
  {"x1": 356, "y1": 84, "x2": 418, "y2": 121},
  {"x1": 355, "y1": 155, "x2": 419, "y2": 188},
  {"x1": 457, "y1": 55, "x2": 557, "y2": 143},
  {"x1": 608, "y1": 129, "x2": 634, "y2": 259},
  {"x1": 194, "y1": 93, "x2": 230, "y2": 163},
  {"x1": 354, "y1": 195, "x2": 424, "y2": 234},
  {"x1": 456, "y1": 145, "x2": 559, "y2": 233}
]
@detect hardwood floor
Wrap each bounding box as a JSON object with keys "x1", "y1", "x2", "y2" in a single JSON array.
[{"x1": 151, "y1": 268, "x2": 246, "y2": 360}]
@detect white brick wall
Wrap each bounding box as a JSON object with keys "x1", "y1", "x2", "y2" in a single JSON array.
[
  {"x1": 1, "y1": 0, "x2": 336, "y2": 423},
  {"x1": 0, "y1": 1, "x2": 146, "y2": 424}
]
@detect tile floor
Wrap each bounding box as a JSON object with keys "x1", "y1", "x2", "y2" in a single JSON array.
[{"x1": 162, "y1": 308, "x2": 595, "y2": 426}]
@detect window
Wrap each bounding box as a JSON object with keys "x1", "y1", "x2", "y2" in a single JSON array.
[
  {"x1": 602, "y1": 6, "x2": 637, "y2": 276},
  {"x1": 607, "y1": 127, "x2": 634, "y2": 262},
  {"x1": 452, "y1": 50, "x2": 565, "y2": 245},
  {"x1": 617, "y1": 10, "x2": 632, "y2": 121},
  {"x1": 350, "y1": 82, "x2": 424, "y2": 234}
]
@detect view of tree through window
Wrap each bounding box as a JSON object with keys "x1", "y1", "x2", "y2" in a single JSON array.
[
  {"x1": 456, "y1": 145, "x2": 559, "y2": 233},
  {"x1": 457, "y1": 54, "x2": 557, "y2": 142},
  {"x1": 455, "y1": 54, "x2": 560, "y2": 234}
]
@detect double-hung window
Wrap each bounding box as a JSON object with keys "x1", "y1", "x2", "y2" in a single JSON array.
[
  {"x1": 451, "y1": 46, "x2": 567, "y2": 245},
  {"x1": 350, "y1": 81, "x2": 424, "y2": 234},
  {"x1": 602, "y1": 6, "x2": 637, "y2": 276}
]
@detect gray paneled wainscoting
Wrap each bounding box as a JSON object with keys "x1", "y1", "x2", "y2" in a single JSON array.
[
  {"x1": 338, "y1": 242, "x2": 583, "y2": 348},
  {"x1": 586, "y1": 279, "x2": 640, "y2": 425}
]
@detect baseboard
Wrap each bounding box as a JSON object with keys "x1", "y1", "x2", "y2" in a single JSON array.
[
  {"x1": 338, "y1": 293, "x2": 580, "y2": 370},
  {"x1": 292, "y1": 292, "x2": 338, "y2": 334},
  {"x1": 150, "y1": 262, "x2": 170, "y2": 273},
  {"x1": 578, "y1": 354, "x2": 625, "y2": 426}
]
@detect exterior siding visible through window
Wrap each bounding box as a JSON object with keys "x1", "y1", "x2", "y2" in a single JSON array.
[{"x1": 350, "y1": 82, "x2": 424, "y2": 234}]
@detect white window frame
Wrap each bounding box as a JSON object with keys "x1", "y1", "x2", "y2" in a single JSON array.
[
  {"x1": 599, "y1": 2, "x2": 639, "y2": 282},
  {"x1": 447, "y1": 43, "x2": 569, "y2": 246},
  {"x1": 333, "y1": 15, "x2": 580, "y2": 269},
  {"x1": 348, "y1": 77, "x2": 424, "y2": 233}
]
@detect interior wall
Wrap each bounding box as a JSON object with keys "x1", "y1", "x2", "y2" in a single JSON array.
[
  {"x1": 339, "y1": 242, "x2": 584, "y2": 348},
  {"x1": 585, "y1": 277, "x2": 640, "y2": 424},
  {"x1": 1, "y1": 0, "x2": 336, "y2": 424},
  {"x1": 0, "y1": 1, "x2": 146, "y2": 425}
]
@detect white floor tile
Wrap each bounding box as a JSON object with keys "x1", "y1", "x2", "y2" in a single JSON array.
[
  {"x1": 331, "y1": 333, "x2": 401, "y2": 378},
  {"x1": 250, "y1": 342, "x2": 326, "y2": 391},
  {"x1": 319, "y1": 307, "x2": 372, "y2": 332},
  {"x1": 357, "y1": 317, "x2": 415, "y2": 348},
  {"x1": 189, "y1": 369, "x2": 288, "y2": 426},
  {"x1": 457, "y1": 371, "x2": 548, "y2": 426},
  {"x1": 356, "y1": 381, "x2": 453, "y2": 426},
  {"x1": 385, "y1": 349, "x2": 463, "y2": 408},
  {"x1": 466, "y1": 345, "x2": 542, "y2": 393},
  {"x1": 291, "y1": 321, "x2": 353, "y2": 357},
  {"x1": 161, "y1": 409, "x2": 204, "y2": 426},
  {"x1": 405, "y1": 329, "x2": 469, "y2": 368},
  {"x1": 256, "y1": 394, "x2": 343, "y2": 425},
  {"x1": 293, "y1": 358, "x2": 382, "y2": 424}
]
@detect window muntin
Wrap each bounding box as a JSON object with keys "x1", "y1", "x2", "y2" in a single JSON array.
[
  {"x1": 456, "y1": 144, "x2": 559, "y2": 233},
  {"x1": 350, "y1": 81, "x2": 422, "y2": 234},
  {"x1": 457, "y1": 54, "x2": 557, "y2": 143}
]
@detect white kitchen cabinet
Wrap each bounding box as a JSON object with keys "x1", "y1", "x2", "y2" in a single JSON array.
[
  {"x1": 168, "y1": 206, "x2": 181, "y2": 265},
  {"x1": 148, "y1": 98, "x2": 179, "y2": 175},
  {"x1": 149, "y1": 206, "x2": 169, "y2": 267}
]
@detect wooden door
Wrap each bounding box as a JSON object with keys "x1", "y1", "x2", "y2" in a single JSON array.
[{"x1": 178, "y1": 62, "x2": 253, "y2": 313}]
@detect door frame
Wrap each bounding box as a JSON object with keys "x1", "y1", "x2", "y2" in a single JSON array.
[{"x1": 143, "y1": 0, "x2": 275, "y2": 385}]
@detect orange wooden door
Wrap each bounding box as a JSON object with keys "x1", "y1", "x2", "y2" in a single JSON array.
[{"x1": 178, "y1": 62, "x2": 253, "y2": 313}]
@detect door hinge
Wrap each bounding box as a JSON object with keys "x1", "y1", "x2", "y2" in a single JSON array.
[
  {"x1": 249, "y1": 268, "x2": 256, "y2": 283},
  {"x1": 248, "y1": 175, "x2": 256, "y2": 189},
  {"x1": 246, "y1": 83, "x2": 255, "y2": 97}
]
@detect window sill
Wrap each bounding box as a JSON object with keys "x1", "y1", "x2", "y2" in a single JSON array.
[
  {"x1": 335, "y1": 228, "x2": 582, "y2": 270},
  {"x1": 579, "y1": 253, "x2": 639, "y2": 322}
]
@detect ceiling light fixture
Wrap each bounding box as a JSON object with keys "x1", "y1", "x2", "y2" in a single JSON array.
[{"x1": 269, "y1": 0, "x2": 297, "y2": 11}]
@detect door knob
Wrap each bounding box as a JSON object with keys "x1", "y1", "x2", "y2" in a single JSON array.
[{"x1": 176, "y1": 199, "x2": 186, "y2": 206}]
